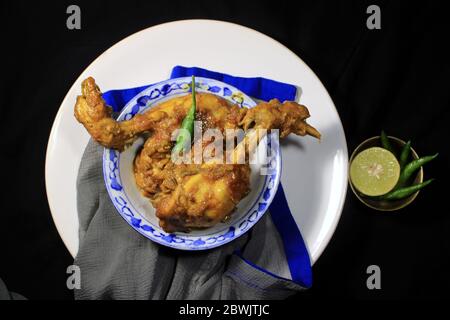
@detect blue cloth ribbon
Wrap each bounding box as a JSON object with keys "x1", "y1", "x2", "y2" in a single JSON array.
[{"x1": 102, "y1": 66, "x2": 312, "y2": 288}]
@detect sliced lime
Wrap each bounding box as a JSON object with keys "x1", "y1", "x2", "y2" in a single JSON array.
[{"x1": 350, "y1": 147, "x2": 400, "y2": 197}]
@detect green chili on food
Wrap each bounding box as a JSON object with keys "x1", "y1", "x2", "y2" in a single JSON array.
[{"x1": 172, "y1": 76, "x2": 197, "y2": 155}]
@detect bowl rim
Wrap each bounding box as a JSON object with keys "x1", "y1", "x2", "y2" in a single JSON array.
[
  {"x1": 348, "y1": 135, "x2": 424, "y2": 211},
  {"x1": 102, "y1": 76, "x2": 282, "y2": 250}
]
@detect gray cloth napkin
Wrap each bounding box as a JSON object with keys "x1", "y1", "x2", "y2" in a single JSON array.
[{"x1": 74, "y1": 139, "x2": 305, "y2": 300}]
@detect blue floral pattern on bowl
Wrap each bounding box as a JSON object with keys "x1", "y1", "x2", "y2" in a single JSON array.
[{"x1": 102, "y1": 77, "x2": 281, "y2": 250}]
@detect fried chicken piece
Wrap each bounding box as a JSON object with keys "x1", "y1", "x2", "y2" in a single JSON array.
[
  {"x1": 149, "y1": 162, "x2": 250, "y2": 232},
  {"x1": 74, "y1": 77, "x2": 320, "y2": 232},
  {"x1": 134, "y1": 97, "x2": 322, "y2": 232},
  {"x1": 74, "y1": 77, "x2": 170, "y2": 150},
  {"x1": 240, "y1": 99, "x2": 321, "y2": 138},
  {"x1": 229, "y1": 99, "x2": 321, "y2": 164}
]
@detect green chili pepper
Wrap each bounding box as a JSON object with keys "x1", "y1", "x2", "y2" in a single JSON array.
[
  {"x1": 381, "y1": 179, "x2": 434, "y2": 200},
  {"x1": 172, "y1": 75, "x2": 196, "y2": 155},
  {"x1": 399, "y1": 140, "x2": 411, "y2": 168},
  {"x1": 396, "y1": 153, "x2": 438, "y2": 188},
  {"x1": 380, "y1": 130, "x2": 395, "y2": 155}
]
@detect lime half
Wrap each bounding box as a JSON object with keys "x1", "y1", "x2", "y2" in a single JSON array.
[{"x1": 350, "y1": 147, "x2": 400, "y2": 197}]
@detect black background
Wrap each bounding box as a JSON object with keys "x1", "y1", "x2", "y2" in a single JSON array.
[{"x1": 0, "y1": 0, "x2": 449, "y2": 300}]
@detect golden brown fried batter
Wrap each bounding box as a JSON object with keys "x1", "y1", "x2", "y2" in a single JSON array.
[
  {"x1": 146, "y1": 162, "x2": 251, "y2": 232},
  {"x1": 239, "y1": 99, "x2": 321, "y2": 138},
  {"x1": 74, "y1": 77, "x2": 167, "y2": 150},
  {"x1": 74, "y1": 77, "x2": 320, "y2": 232}
]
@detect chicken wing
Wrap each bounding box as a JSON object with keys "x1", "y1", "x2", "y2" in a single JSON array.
[{"x1": 74, "y1": 77, "x2": 167, "y2": 150}]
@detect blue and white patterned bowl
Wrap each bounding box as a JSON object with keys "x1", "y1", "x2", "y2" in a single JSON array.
[{"x1": 103, "y1": 77, "x2": 281, "y2": 250}]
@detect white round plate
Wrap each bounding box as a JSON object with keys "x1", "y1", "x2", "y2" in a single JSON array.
[
  {"x1": 104, "y1": 76, "x2": 280, "y2": 250},
  {"x1": 45, "y1": 20, "x2": 348, "y2": 261}
]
